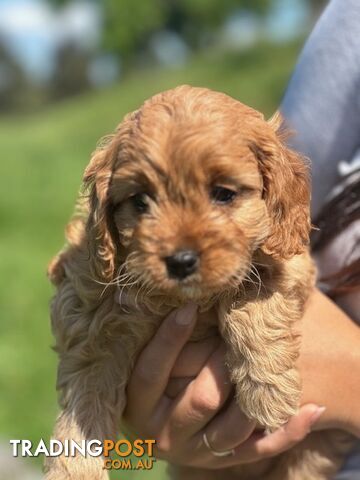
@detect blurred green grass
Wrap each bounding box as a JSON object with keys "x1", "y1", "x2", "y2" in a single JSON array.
[{"x1": 0, "y1": 39, "x2": 302, "y2": 478}]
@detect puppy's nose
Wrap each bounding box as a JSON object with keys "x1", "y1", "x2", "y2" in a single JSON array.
[{"x1": 165, "y1": 250, "x2": 199, "y2": 280}]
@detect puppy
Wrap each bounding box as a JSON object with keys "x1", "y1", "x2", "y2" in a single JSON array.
[{"x1": 45, "y1": 86, "x2": 354, "y2": 480}]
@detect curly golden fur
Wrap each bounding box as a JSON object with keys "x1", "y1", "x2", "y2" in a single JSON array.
[{"x1": 45, "y1": 86, "x2": 354, "y2": 480}]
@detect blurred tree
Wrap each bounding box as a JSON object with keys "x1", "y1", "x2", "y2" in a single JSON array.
[
  {"x1": 51, "y1": 42, "x2": 90, "y2": 99},
  {"x1": 48, "y1": 0, "x2": 166, "y2": 58},
  {"x1": 47, "y1": 0, "x2": 69, "y2": 5},
  {"x1": 48, "y1": 0, "x2": 272, "y2": 59},
  {"x1": 103, "y1": 0, "x2": 166, "y2": 58},
  {"x1": 0, "y1": 43, "x2": 28, "y2": 111},
  {"x1": 180, "y1": 0, "x2": 270, "y2": 27},
  {"x1": 306, "y1": 0, "x2": 327, "y2": 19},
  {"x1": 166, "y1": 0, "x2": 271, "y2": 48}
]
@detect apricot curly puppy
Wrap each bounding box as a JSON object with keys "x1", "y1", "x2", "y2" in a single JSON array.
[{"x1": 45, "y1": 86, "x2": 354, "y2": 480}]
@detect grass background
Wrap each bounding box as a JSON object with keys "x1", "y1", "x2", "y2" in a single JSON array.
[{"x1": 0, "y1": 39, "x2": 303, "y2": 479}]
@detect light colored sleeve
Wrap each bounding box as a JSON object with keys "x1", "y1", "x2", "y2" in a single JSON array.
[{"x1": 281, "y1": 0, "x2": 360, "y2": 217}]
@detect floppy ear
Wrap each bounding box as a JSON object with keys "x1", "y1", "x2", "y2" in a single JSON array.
[
  {"x1": 251, "y1": 112, "x2": 311, "y2": 259},
  {"x1": 82, "y1": 111, "x2": 140, "y2": 280},
  {"x1": 83, "y1": 138, "x2": 118, "y2": 280}
]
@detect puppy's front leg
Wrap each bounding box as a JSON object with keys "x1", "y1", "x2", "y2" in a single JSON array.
[
  {"x1": 44, "y1": 409, "x2": 110, "y2": 480},
  {"x1": 219, "y1": 294, "x2": 301, "y2": 431},
  {"x1": 44, "y1": 348, "x2": 128, "y2": 480}
]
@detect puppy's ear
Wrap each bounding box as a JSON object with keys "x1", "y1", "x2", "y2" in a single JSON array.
[
  {"x1": 83, "y1": 139, "x2": 118, "y2": 280},
  {"x1": 251, "y1": 112, "x2": 311, "y2": 259},
  {"x1": 83, "y1": 112, "x2": 139, "y2": 279}
]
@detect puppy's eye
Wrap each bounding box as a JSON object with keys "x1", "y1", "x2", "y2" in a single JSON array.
[
  {"x1": 210, "y1": 186, "x2": 237, "y2": 205},
  {"x1": 130, "y1": 193, "x2": 149, "y2": 213}
]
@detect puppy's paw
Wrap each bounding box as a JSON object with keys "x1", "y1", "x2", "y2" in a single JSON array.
[{"x1": 234, "y1": 369, "x2": 301, "y2": 431}]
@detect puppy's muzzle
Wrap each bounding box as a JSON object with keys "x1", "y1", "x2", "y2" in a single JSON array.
[{"x1": 165, "y1": 250, "x2": 199, "y2": 280}]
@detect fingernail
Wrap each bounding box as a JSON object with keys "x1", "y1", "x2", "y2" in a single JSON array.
[
  {"x1": 310, "y1": 406, "x2": 326, "y2": 427},
  {"x1": 174, "y1": 302, "x2": 198, "y2": 325}
]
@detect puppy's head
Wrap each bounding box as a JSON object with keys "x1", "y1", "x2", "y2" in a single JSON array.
[{"x1": 84, "y1": 86, "x2": 310, "y2": 300}]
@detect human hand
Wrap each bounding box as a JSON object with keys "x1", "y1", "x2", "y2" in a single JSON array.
[
  {"x1": 122, "y1": 302, "x2": 326, "y2": 470},
  {"x1": 164, "y1": 289, "x2": 360, "y2": 439}
]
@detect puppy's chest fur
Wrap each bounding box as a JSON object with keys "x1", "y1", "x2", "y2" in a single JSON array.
[{"x1": 115, "y1": 249, "x2": 311, "y2": 361}]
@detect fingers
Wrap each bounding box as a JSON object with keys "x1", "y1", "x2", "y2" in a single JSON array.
[
  {"x1": 171, "y1": 336, "x2": 220, "y2": 377},
  {"x1": 125, "y1": 303, "x2": 198, "y2": 423},
  {"x1": 221, "y1": 404, "x2": 326, "y2": 466},
  {"x1": 200, "y1": 398, "x2": 256, "y2": 453},
  {"x1": 182, "y1": 403, "x2": 325, "y2": 470},
  {"x1": 161, "y1": 343, "x2": 232, "y2": 445},
  {"x1": 165, "y1": 377, "x2": 194, "y2": 399},
  {"x1": 243, "y1": 404, "x2": 326, "y2": 459},
  {"x1": 166, "y1": 336, "x2": 220, "y2": 397}
]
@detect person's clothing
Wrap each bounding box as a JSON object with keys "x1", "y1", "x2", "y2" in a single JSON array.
[
  {"x1": 281, "y1": 0, "x2": 360, "y2": 477},
  {"x1": 335, "y1": 445, "x2": 360, "y2": 480},
  {"x1": 281, "y1": 0, "x2": 360, "y2": 218}
]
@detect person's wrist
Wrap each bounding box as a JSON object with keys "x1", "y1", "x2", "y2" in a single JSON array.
[
  {"x1": 310, "y1": 321, "x2": 360, "y2": 437},
  {"x1": 337, "y1": 330, "x2": 360, "y2": 437}
]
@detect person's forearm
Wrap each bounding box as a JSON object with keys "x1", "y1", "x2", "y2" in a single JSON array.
[
  {"x1": 342, "y1": 333, "x2": 360, "y2": 436},
  {"x1": 298, "y1": 290, "x2": 360, "y2": 437},
  {"x1": 333, "y1": 321, "x2": 360, "y2": 437}
]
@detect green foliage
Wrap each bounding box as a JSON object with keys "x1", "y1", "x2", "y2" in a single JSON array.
[
  {"x1": 181, "y1": 0, "x2": 270, "y2": 26},
  {"x1": 48, "y1": 0, "x2": 272, "y2": 59},
  {"x1": 0, "y1": 39, "x2": 302, "y2": 478},
  {"x1": 47, "y1": 0, "x2": 71, "y2": 6},
  {"x1": 103, "y1": 0, "x2": 272, "y2": 56},
  {"x1": 103, "y1": 0, "x2": 166, "y2": 56}
]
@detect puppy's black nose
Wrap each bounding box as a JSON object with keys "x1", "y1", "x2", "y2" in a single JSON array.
[{"x1": 165, "y1": 250, "x2": 199, "y2": 279}]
